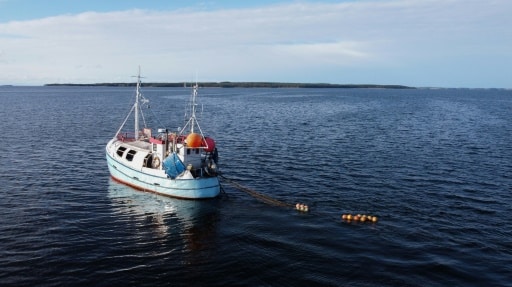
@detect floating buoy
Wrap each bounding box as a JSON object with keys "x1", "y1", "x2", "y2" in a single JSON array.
[
  {"x1": 295, "y1": 203, "x2": 309, "y2": 212},
  {"x1": 341, "y1": 213, "x2": 378, "y2": 224}
]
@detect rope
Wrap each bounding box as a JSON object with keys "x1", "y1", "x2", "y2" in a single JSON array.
[
  {"x1": 219, "y1": 175, "x2": 380, "y2": 223},
  {"x1": 220, "y1": 175, "x2": 293, "y2": 208}
]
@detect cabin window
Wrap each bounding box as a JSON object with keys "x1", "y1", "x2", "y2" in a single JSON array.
[
  {"x1": 116, "y1": 146, "x2": 127, "y2": 157},
  {"x1": 126, "y1": 150, "x2": 137, "y2": 161},
  {"x1": 187, "y1": 149, "x2": 191, "y2": 155},
  {"x1": 195, "y1": 148, "x2": 199, "y2": 154},
  {"x1": 152, "y1": 144, "x2": 157, "y2": 152}
]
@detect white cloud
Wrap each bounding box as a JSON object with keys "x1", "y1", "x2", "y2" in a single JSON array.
[{"x1": 0, "y1": 0, "x2": 511, "y2": 87}]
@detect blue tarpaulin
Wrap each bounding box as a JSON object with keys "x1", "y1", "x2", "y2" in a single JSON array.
[{"x1": 162, "y1": 153, "x2": 186, "y2": 178}]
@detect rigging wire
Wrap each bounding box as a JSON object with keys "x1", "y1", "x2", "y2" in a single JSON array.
[{"x1": 145, "y1": 102, "x2": 166, "y2": 130}]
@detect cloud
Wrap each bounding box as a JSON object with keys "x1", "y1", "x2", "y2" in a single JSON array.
[
  {"x1": 273, "y1": 42, "x2": 371, "y2": 62},
  {"x1": 0, "y1": 0, "x2": 511, "y2": 87}
]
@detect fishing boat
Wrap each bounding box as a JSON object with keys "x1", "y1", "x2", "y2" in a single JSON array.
[{"x1": 105, "y1": 69, "x2": 220, "y2": 199}]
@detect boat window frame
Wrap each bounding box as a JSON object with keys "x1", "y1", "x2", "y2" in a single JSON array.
[
  {"x1": 126, "y1": 149, "x2": 137, "y2": 161},
  {"x1": 116, "y1": 146, "x2": 127, "y2": 157}
]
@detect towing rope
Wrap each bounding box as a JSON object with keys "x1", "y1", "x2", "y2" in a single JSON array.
[
  {"x1": 220, "y1": 175, "x2": 293, "y2": 208},
  {"x1": 219, "y1": 175, "x2": 378, "y2": 222}
]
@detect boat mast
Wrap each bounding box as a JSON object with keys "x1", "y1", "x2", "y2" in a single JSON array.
[
  {"x1": 190, "y1": 83, "x2": 198, "y2": 134},
  {"x1": 180, "y1": 81, "x2": 206, "y2": 137},
  {"x1": 134, "y1": 67, "x2": 142, "y2": 140}
]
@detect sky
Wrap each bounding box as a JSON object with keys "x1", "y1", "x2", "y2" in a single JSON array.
[{"x1": 0, "y1": 0, "x2": 511, "y2": 88}]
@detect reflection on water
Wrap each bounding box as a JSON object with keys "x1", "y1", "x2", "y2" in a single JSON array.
[{"x1": 107, "y1": 178, "x2": 220, "y2": 260}]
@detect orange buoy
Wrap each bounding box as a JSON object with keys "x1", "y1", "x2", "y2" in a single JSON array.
[
  {"x1": 186, "y1": 133, "x2": 202, "y2": 148},
  {"x1": 342, "y1": 213, "x2": 378, "y2": 223}
]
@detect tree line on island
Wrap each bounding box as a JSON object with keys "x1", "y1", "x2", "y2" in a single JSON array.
[{"x1": 45, "y1": 81, "x2": 414, "y2": 89}]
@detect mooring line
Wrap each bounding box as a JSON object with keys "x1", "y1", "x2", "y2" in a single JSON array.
[{"x1": 220, "y1": 175, "x2": 294, "y2": 208}]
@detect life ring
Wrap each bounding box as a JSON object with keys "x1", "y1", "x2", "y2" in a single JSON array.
[{"x1": 152, "y1": 156, "x2": 161, "y2": 168}]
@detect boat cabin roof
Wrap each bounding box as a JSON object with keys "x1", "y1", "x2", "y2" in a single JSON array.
[{"x1": 120, "y1": 140, "x2": 151, "y2": 151}]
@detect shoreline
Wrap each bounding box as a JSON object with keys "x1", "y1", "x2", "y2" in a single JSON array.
[{"x1": 44, "y1": 82, "x2": 415, "y2": 89}]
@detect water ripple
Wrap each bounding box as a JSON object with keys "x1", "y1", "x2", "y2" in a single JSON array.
[{"x1": 1, "y1": 87, "x2": 511, "y2": 286}]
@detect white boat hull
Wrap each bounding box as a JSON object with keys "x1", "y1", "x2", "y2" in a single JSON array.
[
  {"x1": 106, "y1": 149, "x2": 220, "y2": 199},
  {"x1": 105, "y1": 70, "x2": 220, "y2": 199}
]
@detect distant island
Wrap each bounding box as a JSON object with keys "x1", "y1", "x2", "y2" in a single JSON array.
[{"x1": 45, "y1": 81, "x2": 414, "y2": 89}]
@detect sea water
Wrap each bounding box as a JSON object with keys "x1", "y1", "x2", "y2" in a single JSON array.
[{"x1": 0, "y1": 86, "x2": 511, "y2": 286}]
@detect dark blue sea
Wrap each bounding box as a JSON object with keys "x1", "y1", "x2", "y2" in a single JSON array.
[{"x1": 1, "y1": 86, "x2": 511, "y2": 286}]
